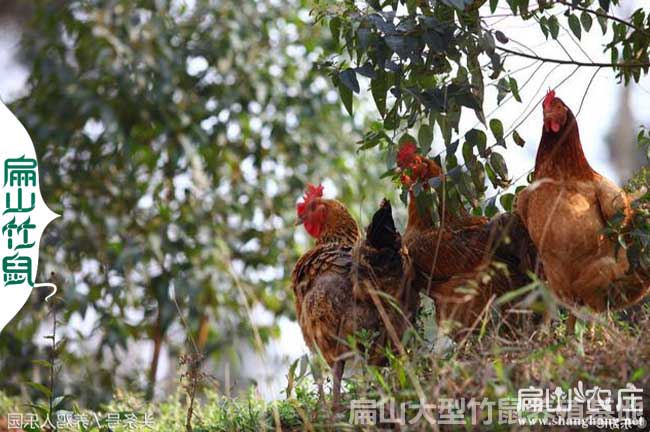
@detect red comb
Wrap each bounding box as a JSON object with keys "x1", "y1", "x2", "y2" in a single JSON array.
[
  {"x1": 543, "y1": 89, "x2": 556, "y2": 110},
  {"x1": 397, "y1": 141, "x2": 418, "y2": 169},
  {"x1": 297, "y1": 183, "x2": 324, "y2": 216}
]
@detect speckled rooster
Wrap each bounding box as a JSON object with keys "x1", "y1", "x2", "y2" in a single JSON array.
[{"x1": 292, "y1": 185, "x2": 417, "y2": 404}]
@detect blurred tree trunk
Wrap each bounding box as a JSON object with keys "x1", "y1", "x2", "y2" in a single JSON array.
[
  {"x1": 0, "y1": 1, "x2": 30, "y2": 24},
  {"x1": 147, "y1": 309, "x2": 163, "y2": 401},
  {"x1": 606, "y1": 2, "x2": 645, "y2": 182},
  {"x1": 607, "y1": 85, "x2": 644, "y2": 181}
]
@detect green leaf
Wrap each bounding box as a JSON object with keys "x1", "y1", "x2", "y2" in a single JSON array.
[
  {"x1": 496, "y1": 78, "x2": 509, "y2": 105},
  {"x1": 580, "y1": 12, "x2": 593, "y2": 32},
  {"x1": 548, "y1": 15, "x2": 560, "y2": 39},
  {"x1": 400, "y1": 187, "x2": 409, "y2": 206},
  {"x1": 338, "y1": 83, "x2": 353, "y2": 116},
  {"x1": 468, "y1": 159, "x2": 486, "y2": 195},
  {"x1": 31, "y1": 359, "x2": 52, "y2": 368},
  {"x1": 465, "y1": 129, "x2": 487, "y2": 157},
  {"x1": 482, "y1": 31, "x2": 496, "y2": 54},
  {"x1": 418, "y1": 125, "x2": 434, "y2": 154},
  {"x1": 287, "y1": 360, "x2": 297, "y2": 391},
  {"x1": 27, "y1": 381, "x2": 53, "y2": 398},
  {"x1": 384, "y1": 104, "x2": 399, "y2": 130},
  {"x1": 598, "y1": 0, "x2": 610, "y2": 11},
  {"x1": 630, "y1": 367, "x2": 646, "y2": 382},
  {"x1": 490, "y1": 152, "x2": 509, "y2": 181},
  {"x1": 52, "y1": 395, "x2": 73, "y2": 410},
  {"x1": 518, "y1": 0, "x2": 529, "y2": 14},
  {"x1": 596, "y1": 9, "x2": 608, "y2": 34},
  {"x1": 437, "y1": 114, "x2": 452, "y2": 145},
  {"x1": 499, "y1": 192, "x2": 515, "y2": 211},
  {"x1": 462, "y1": 140, "x2": 476, "y2": 164},
  {"x1": 339, "y1": 69, "x2": 360, "y2": 94},
  {"x1": 485, "y1": 196, "x2": 498, "y2": 217},
  {"x1": 357, "y1": 28, "x2": 371, "y2": 52},
  {"x1": 330, "y1": 17, "x2": 341, "y2": 47},
  {"x1": 611, "y1": 46, "x2": 618, "y2": 64},
  {"x1": 568, "y1": 14, "x2": 581, "y2": 40},
  {"x1": 539, "y1": 16, "x2": 549, "y2": 39},
  {"x1": 458, "y1": 170, "x2": 477, "y2": 201},
  {"x1": 406, "y1": 0, "x2": 417, "y2": 14},
  {"x1": 509, "y1": 77, "x2": 521, "y2": 102},
  {"x1": 442, "y1": 0, "x2": 470, "y2": 10},
  {"x1": 513, "y1": 130, "x2": 525, "y2": 147},
  {"x1": 489, "y1": 118, "x2": 504, "y2": 140},
  {"x1": 371, "y1": 73, "x2": 390, "y2": 117},
  {"x1": 494, "y1": 282, "x2": 535, "y2": 305},
  {"x1": 490, "y1": 0, "x2": 499, "y2": 13},
  {"x1": 485, "y1": 163, "x2": 499, "y2": 188}
]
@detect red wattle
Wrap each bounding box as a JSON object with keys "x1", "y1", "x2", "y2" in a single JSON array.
[{"x1": 304, "y1": 220, "x2": 321, "y2": 238}]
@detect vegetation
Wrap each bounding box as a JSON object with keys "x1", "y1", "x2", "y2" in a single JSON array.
[
  {"x1": 1, "y1": 298, "x2": 649, "y2": 430},
  {"x1": 1, "y1": 0, "x2": 650, "y2": 430},
  {"x1": 2, "y1": 0, "x2": 390, "y2": 406},
  {"x1": 315, "y1": 0, "x2": 650, "y2": 217}
]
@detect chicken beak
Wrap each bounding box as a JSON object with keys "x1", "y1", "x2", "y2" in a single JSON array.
[
  {"x1": 543, "y1": 111, "x2": 562, "y2": 133},
  {"x1": 295, "y1": 216, "x2": 304, "y2": 226}
]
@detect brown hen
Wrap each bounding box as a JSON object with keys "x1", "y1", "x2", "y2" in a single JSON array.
[
  {"x1": 516, "y1": 90, "x2": 650, "y2": 332},
  {"x1": 398, "y1": 143, "x2": 540, "y2": 335}
]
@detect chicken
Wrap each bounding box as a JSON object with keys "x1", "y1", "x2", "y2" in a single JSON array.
[
  {"x1": 397, "y1": 142, "x2": 540, "y2": 334},
  {"x1": 516, "y1": 90, "x2": 650, "y2": 329},
  {"x1": 292, "y1": 184, "x2": 415, "y2": 403}
]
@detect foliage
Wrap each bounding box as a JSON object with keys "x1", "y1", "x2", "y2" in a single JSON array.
[
  {"x1": 606, "y1": 163, "x2": 650, "y2": 276},
  {"x1": 313, "y1": 0, "x2": 650, "y2": 223},
  {"x1": 2, "y1": 0, "x2": 650, "y2": 420},
  {"x1": 2, "y1": 298, "x2": 650, "y2": 431},
  {"x1": 1, "y1": 0, "x2": 391, "y2": 406}
]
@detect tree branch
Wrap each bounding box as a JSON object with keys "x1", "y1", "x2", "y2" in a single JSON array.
[
  {"x1": 497, "y1": 45, "x2": 650, "y2": 68},
  {"x1": 554, "y1": 0, "x2": 648, "y2": 35}
]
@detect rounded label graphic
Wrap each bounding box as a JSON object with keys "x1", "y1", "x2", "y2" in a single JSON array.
[{"x1": 0, "y1": 101, "x2": 58, "y2": 334}]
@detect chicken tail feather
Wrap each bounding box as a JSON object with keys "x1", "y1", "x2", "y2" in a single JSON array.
[{"x1": 365, "y1": 199, "x2": 399, "y2": 251}]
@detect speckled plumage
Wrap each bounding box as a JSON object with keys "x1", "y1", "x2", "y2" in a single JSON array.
[
  {"x1": 405, "y1": 210, "x2": 538, "y2": 331},
  {"x1": 291, "y1": 200, "x2": 416, "y2": 370}
]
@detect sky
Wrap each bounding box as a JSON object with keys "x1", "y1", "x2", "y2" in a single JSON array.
[
  {"x1": 0, "y1": 22, "x2": 27, "y2": 102},
  {"x1": 479, "y1": 1, "x2": 650, "y2": 186},
  {"x1": 1, "y1": 2, "x2": 649, "y2": 400}
]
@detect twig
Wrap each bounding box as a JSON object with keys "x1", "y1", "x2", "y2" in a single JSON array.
[
  {"x1": 48, "y1": 304, "x2": 57, "y2": 432},
  {"x1": 554, "y1": 0, "x2": 649, "y2": 35},
  {"x1": 496, "y1": 46, "x2": 650, "y2": 68},
  {"x1": 171, "y1": 296, "x2": 203, "y2": 432},
  {"x1": 576, "y1": 67, "x2": 602, "y2": 117}
]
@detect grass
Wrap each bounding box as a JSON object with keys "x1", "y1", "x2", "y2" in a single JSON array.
[{"x1": 1, "y1": 294, "x2": 649, "y2": 431}]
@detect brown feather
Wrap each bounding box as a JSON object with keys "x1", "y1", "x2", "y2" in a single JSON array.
[
  {"x1": 403, "y1": 159, "x2": 540, "y2": 334},
  {"x1": 292, "y1": 199, "x2": 417, "y2": 369},
  {"x1": 517, "y1": 97, "x2": 650, "y2": 311}
]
